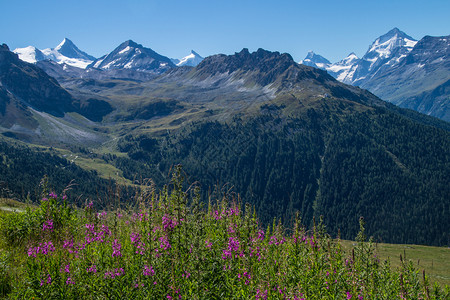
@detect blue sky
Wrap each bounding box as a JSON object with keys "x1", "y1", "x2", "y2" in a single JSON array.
[{"x1": 2, "y1": 0, "x2": 449, "y2": 63}]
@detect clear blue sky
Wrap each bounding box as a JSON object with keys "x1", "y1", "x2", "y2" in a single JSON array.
[{"x1": 2, "y1": 0, "x2": 449, "y2": 63}]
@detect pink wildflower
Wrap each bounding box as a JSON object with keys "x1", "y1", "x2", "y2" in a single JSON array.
[
  {"x1": 42, "y1": 219, "x2": 53, "y2": 232},
  {"x1": 159, "y1": 235, "x2": 171, "y2": 250},
  {"x1": 87, "y1": 265, "x2": 97, "y2": 273},
  {"x1": 143, "y1": 265, "x2": 155, "y2": 276},
  {"x1": 258, "y1": 230, "x2": 265, "y2": 240},
  {"x1": 112, "y1": 239, "x2": 122, "y2": 257},
  {"x1": 162, "y1": 214, "x2": 177, "y2": 231}
]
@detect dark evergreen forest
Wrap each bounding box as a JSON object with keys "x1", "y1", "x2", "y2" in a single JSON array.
[{"x1": 115, "y1": 108, "x2": 450, "y2": 246}]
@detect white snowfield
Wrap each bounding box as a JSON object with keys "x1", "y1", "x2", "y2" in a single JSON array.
[
  {"x1": 176, "y1": 50, "x2": 204, "y2": 67},
  {"x1": 298, "y1": 29, "x2": 419, "y2": 85},
  {"x1": 13, "y1": 38, "x2": 95, "y2": 69},
  {"x1": 13, "y1": 46, "x2": 42, "y2": 63},
  {"x1": 42, "y1": 48, "x2": 93, "y2": 69},
  {"x1": 118, "y1": 46, "x2": 132, "y2": 55}
]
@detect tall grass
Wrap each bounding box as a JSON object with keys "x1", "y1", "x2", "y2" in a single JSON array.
[{"x1": 0, "y1": 166, "x2": 448, "y2": 299}]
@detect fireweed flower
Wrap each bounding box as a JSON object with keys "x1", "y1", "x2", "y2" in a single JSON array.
[
  {"x1": 66, "y1": 277, "x2": 75, "y2": 285},
  {"x1": 28, "y1": 241, "x2": 55, "y2": 257},
  {"x1": 104, "y1": 268, "x2": 125, "y2": 279},
  {"x1": 63, "y1": 239, "x2": 83, "y2": 255},
  {"x1": 61, "y1": 263, "x2": 70, "y2": 273},
  {"x1": 28, "y1": 246, "x2": 38, "y2": 257},
  {"x1": 131, "y1": 232, "x2": 141, "y2": 244},
  {"x1": 227, "y1": 207, "x2": 239, "y2": 217},
  {"x1": 238, "y1": 270, "x2": 251, "y2": 285},
  {"x1": 222, "y1": 237, "x2": 240, "y2": 259},
  {"x1": 347, "y1": 292, "x2": 353, "y2": 299},
  {"x1": 84, "y1": 224, "x2": 111, "y2": 244},
  {"x1": 162, "y1": 214, "x2": 177, "y2": 231},
  {"x1": 227, "y1": 225, "x2": 237, "y2": 234},
  {"x1": 40, "y1": 274, "x2": 52, "y2": 286},
  {"x1": 143, "y1": 265, "x2": 155, "y2": 276},
  {"x1": 130, "y1": 232, "x2": 146, "y2": 254},
  {"x1": 87, "y1": 265, "x2": 97, "y2": 273},
  {"x1": 269, "y1": 236, "x2": 278, "y2": 245},
  {"x1": 49, "y1": 192, "x2": 57, "y2": 198},
  {"x1": 42, "y1": 219, "x2": 53, "y2": 232},
  {"x1": 63, "y1": 239, "x2": 74, "y2": 249},
  {"x1": 131, "y1": 211, "x2": 148, "y2": 223},
  {"x1": 213, "y1": 210, "x2": 221, "y2": 220},
  {"x1": 112, "y1": 239, "x2": 122, "y2": 257},
  {"x1": 159, "y1": 235, "x2": 171, "y2": 251},
  {"x1": 256, "y1": 289, "x2": 268, "y2": 300},
  {"x1": 257, "y1": 230, "x2": 265, "y2": 241}
]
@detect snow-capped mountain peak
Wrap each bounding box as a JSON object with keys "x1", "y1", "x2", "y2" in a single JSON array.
[
  {"x1": 341, "y1": 52, "x2": 358, "y2": 63},
  {"x1": 363, "y1": 28, "x2": 417, "y2": 70},
  {"x1": 301, "y1": 28, "x2": 418, "y2": 85},
  {"x1": 13, "y1": 46, "x2": 46, "y2": 63},
  {"x1": 53, "y1": 38, "x2": 96, "y2": 61},
  {"x1": 175, "y1": 50, "x2": 204, "y2": 67},
  {"x1": 88, "y1": 40, "x2": 176, "y2": 73},
  {"x1": 299, "y1": 51, "x2": 331, "y2": 69},
  {"x1": 13, "y1": 38, "x2": 96, "y2": 69},
  {"x1": 55, "y1": 38, "x2": 70, "y2": 51},
  {"x1": 325, "y1": 53, "x2": 360, "y2": 83},
  {"x1": 341, "y1": 28, "x2": 418, "y2": 85}
]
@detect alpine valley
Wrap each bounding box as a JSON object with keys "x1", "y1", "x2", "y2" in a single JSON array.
[{"x1": 1, "y1": 29, "x2": 449, "y2": 247}]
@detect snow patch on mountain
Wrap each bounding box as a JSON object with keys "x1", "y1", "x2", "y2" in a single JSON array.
[
  {"x1": 299, "y1": 51, "x2": 331, "y2": 69},
  {"x1": 326, "y1": 53, "x2": 359, "y2": 82},
  {"x1": 13, "y1": 46, "x2": 46, "y2": 63},
  {"x1": 42, "y1": 48, "x2": 93, "y2": 69},
  {"x1": 119, "y1": 46, "x2": 132, "y2": 55},
  {"x1": 174, "y1": 50, "x2": 204, "y2": 67}
]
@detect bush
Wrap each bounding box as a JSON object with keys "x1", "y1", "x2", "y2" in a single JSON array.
[{"x1": 0, "y1": 166, "x2": 448, "y2": 299}]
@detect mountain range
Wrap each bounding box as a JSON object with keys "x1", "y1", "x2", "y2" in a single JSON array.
[
  {"x1": 14, "y1": 38, "x2": 204, "y2": 71},
  {"x1": 299, "y1": 28, "x2": 449, "y2": 121},
  {"x1": 13, "y1": 29, "x2": 449, "y2": 121},
  {"x1": 15, "y1": 39, "x2": 205, "y2": 83},
  {"x1": 1, "y1": 32, "x2": 449, "y2": 246},
  {"x1": 14, "y1": 38, "x2": 95, "y2": 69}
]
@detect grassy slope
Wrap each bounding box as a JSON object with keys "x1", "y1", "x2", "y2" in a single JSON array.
[
  {"x1": 341, "y1": 240, "x2": 450, "y2": 287},
  {"x1": 0, "y1": 135, "x2": 133, "y2": 186},
  {"x1": 0, "y1": 198, "x2": 36, "y2": 214}
]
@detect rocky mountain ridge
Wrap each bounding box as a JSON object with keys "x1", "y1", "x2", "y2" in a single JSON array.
[{"x1": 299, "y1": 28, "x2": 449, "y2": 121}]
